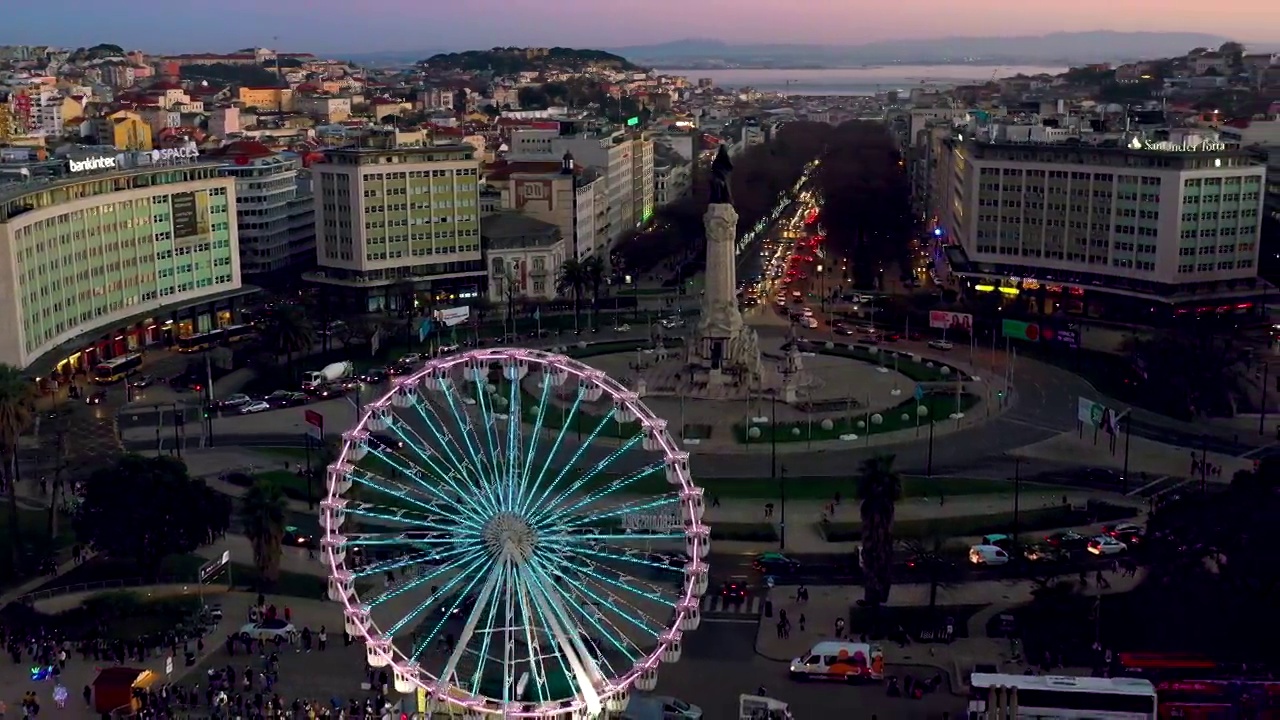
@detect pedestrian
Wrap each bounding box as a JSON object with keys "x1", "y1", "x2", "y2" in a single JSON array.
[
  {"x1": 1095, "y1": 569, "x2": 1110, "y2": 589},
  {"x1": 834, "y1": 617, "x2": 846, "y2": 639},
  {"x1": 318, "y1": 627, "x2": 327, "y2": 652},
  {"x1": 764, "y1": 502, "x2": 774, "y2": 519},
  {"x1": 939, "y1": 493, "x2": 945, "y2": 506},
  {"x1": 711, "y1": 494, "x2": 721, "y2": 508},
  {"x1": 798, "y1": 614, "x2": 806, "y2": 632}
]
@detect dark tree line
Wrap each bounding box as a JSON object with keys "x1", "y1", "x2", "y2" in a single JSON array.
[
  {"x1": 612, "y1": 121, "x2": 834, "y2": 276},
  {"x1": 178, "y1": 63, "x2": 284, "y2": 87},
  {"x1": 815, "y1": 121, "x2": 915, "y2": 289}
]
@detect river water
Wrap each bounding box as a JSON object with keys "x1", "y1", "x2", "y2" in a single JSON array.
[{"x1": 654, "y1": 65, "x2": 1068, "y2": 95}]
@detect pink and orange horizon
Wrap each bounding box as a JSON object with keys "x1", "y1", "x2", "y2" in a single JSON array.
[{"x1": 2, "y1": 0, "x2": 1276, "y2": 53}]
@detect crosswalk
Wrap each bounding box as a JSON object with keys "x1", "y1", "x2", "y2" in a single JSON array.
[{"x1": 699, "y1": 594, "x2": 764, "y2": 617}]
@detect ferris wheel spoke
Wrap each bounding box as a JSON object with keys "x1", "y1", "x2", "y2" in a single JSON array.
[
  {"x1": 520, "y1": 409, "x2": 616, "y2": 521},
  {"x1": 384, "y1": 416, "x2": 487, "y2": 511},
  {"x1": 530, "y1": 435, "x2": 646, "y2": 528},
  {"x1": 518, "y1": 369, "x2": 556, "y2": 505},
  {"x1": 510, "y1": 562, "x2": 563, "y2": 704},
  {"x1": 517, "y1": 387, "x2": 589, "y2": 518},
  {"x1": 559, "y1": 544, "x2": 685, "y2": 580},
  {"x1": 342, "y1": 501, "x2": 481, "y2": 536},
  {"x1": 519, "y1": 557, "x2": 607, "y2": 716},
  {"x1": 368, "y1": 547, "x2": 489, "y2": 612},
  {"x1": 388, "y1": 551, "x2": 496, "y2": 638},
  {"x1": 463, "y1": 567, "x2": 507, "y2": 701},
  {"x1": 557, "y1": 580, "x2": 662, "y2": 665},
  {"x1": 412, "y1": 394, "x2": 495, "y2": 497},
  {"x1": 535, "y1": 461, "x2": 666, "y2": 531},
  {"x1": 470, "y1": 376, "x2": 508, "y2": 487},
  {"x1": 441, "y1": 388, "x2": 507, "y2": 513},
  {"x1": 428, "y1": 559, "x2": 505, "y2": 696},
  {"x1": 544, "y1": 493, "x2": 680, "y2": 536},
  {"x1": 528, "y1": 554, "x2": 662, "y2": 658},
  {"x1": 502, "y1": 377, "x2": 524, "y2": 512},
  {"x1": 349, "y1": 546, "x2": 474, "y2": 580}
]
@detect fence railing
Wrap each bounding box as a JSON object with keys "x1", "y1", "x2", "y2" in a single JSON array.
[{"x1": 13, "y1": 574, "x2": 198, "y2": 605}]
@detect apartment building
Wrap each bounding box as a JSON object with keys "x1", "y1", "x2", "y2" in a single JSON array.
[
  {"x1": 937, "y1": 131, "x2": 1267, "y2": 319},
  {"x1": 308, "y1": 141, "x2": 484, "y2": 313},
  {"x1": 210, "y1": 141, "x2": 316, "y2": 284}
]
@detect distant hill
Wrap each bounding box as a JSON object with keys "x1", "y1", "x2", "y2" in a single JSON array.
[
  {"x1": 611, "y1": 31, "x2": 1235, "y2": 66},
  {"x1": 418, "y1": 46, "x2": 639, "y2": 74}
]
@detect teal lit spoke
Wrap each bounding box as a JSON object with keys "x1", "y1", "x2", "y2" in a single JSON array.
[
  {"x1": 518, "y1": 385, "x2": 587, "y2": 518},
  {"x1": 389, "y1": 551, "x2": 495, "y2": 638},
  {"x1": 532, "y1": 445, "x2": 652, "y2": 529},
  {"x1": 556, "y1": 544, "x2": 684, "y2": 578},
  {"x1": 470, "y1": 374, "x2": 506, "y2": 494},
  {"x1": 510, "y1": 563, "x2": 551, "y2": 702},
  {"x1": 543, "y1": 489, "x2": 677, "y2": 534},
  {"x1": 526, "y1": 555, "x2": 638, "y2": 668},
  {"x1": 521, "y1": 408, "x2": 615, "y2": 522},
  {"x1": 518, "y1": 371, "x2": 555, "y2": 509},
  {"x1": 347, "y1": 472, "x2": 485, "y2": 535},
  {"x1": 340, "y1": 502, "x2": 482, "y2": 538},
  {"x1": 411, "y1": 394, "x2": 491, "y2": 492},
  {"x1": 385, "y1": 416, "x2": 491, "y2": 513},
  {"x1": 350, "y1": 545, "x2": 475, "y2": 580},
  {"x1": 504, "y1": 374, "x2": 523, "y2": 512},
  {"x1": 532, "y1": 552, "x2": 671, "y2": 621},
  {"x1": 520, "y1": 556, "x2": 610, "y2": 680},
  {"x1": 464, "y1": 566, "x2": 505, "y2": 699},
  {"x1": 527, "y1": 554, "x2": 658, "y2": 658},
  {"x1": 367, "y1": 547, "x2": 489, "y2": 609},
  {"x1": 441, "y1": 387, "x2": 506, "y2": 513},
  {"x1": 518, "y1": 568, "x2": 576, "y2": 704}
]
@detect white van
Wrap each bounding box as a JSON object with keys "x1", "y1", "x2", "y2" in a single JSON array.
[
  {"x1": 969, "y1": 544, "x2": 1011, "y2": 565},
  {"x1": 789, "y1": 640, "x2": 884, "y2": 681},
  {"x1": 739, "y1": 694, "x2": 792, "y2": 719}
]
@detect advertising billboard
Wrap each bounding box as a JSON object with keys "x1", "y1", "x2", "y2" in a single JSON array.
[
  {"x1": 928, "y1": 310, "x2": 973, "y2": 333},
  {"x1": 171, "y1": 192, "x2": 200, "y2": 239}
]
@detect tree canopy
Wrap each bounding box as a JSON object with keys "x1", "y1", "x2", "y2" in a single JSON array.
[
  {"x1": 178, "y1": 63, "x2": 283, "y2": 87},
  {"x1": 75, "y1": 454, "x2": 231, "y2": 575},
  {"x1": 816, "y1": 121, "x2": 915, "y2": 288}
]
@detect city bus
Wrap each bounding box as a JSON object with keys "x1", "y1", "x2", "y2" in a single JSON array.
[
  {"x1": 1156, "y1": 679, "x2": 1280, "y2": 720},
  {"x1": 93, "y1": 353, "x2": 143, "y2": 384},
  {"x1": 1118, "y1": 652, "x2": 1219, "y2": 681},
  {"x1": 176, "y1": 324, "x2": 258, "y2": 352},
  {"x1": 968, "y1": 673, "x2": 1157, "y2": 719}
]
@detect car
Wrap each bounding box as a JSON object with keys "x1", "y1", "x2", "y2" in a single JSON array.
[
  {"x1": 129, "y1": 375, "x2": 154, "y2": 388},
  {"x1": 613, "y1": 324, "x2": 632, "y2": 333},
  {"x1": 882, "y1": 331, "x2": 901, "y2": 342},
  {"x1": 360, "y1": 368, "x2": 388, "y2": 384},
  {"x1": 802, "y1": 307, "x2": 815, "y2": 317},
  {"x1": 1104, "y1": 523, "x2": 1145, "y2": 546},
  {"x1": 752, "y1": 552, "x2": 801, "y2": 575},
  {"x1": 217, "y1": 393, "x2": 253, "y2": 409},
  {"x1": 266, "y1": 390, "x2": 308, "y2": 407},
  {"x1": 774, "y1": 298, "x2": 788, "y2": 308},
  {"x1": 1088, "y1": 535, "x2": 1128, "y2": 556},
  {"x1": 719, "y1": 577, "x2": 750, "y2": 600},
  {"x1": 1022, "y1": 544, "x2": 1064, "y2": 563},
  {"x1": 802, "y1": 317, "x2": 819, "y2": 329},
  {"x1": 832, "y1": 322, "x2": 856, "y2": 336},
  {"x1": 239, "y1": 618, "x2": 295, "y2": 641},
  {"x1": 927, "y1": 339, "x2": 954, "y2": 351},
  {"x1": 435, "y1": 593, "x2": 478, "y2": 619},
  {"x1": 239, "y1": 400, "x2": 271, "y2": 414},
  {"x1": 969, "y1": 544, "x2": 1011, "y2": 566},
  {"x1": 399, "y1": 353, "x2": 423, "y2": 365},
  {"x1": 659, "y1": 317, "x2": 685, "y2": 329},
  {"x1": 85, "y1": 390, "x2": 108, "y2": 405},
  {"x1": 283, "y1": 525, "x2": 317, "y2": 549},
  {"x1": 1045, "y1": 531, "x2": 1091, "y2": 553}
]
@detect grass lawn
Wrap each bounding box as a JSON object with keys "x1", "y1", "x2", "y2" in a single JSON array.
[
  {"x1": 733, "y1": 392, "x2": 979, "y2": 443},
  {"x1": 818, "y1": 501, "x2": 1139, "y2": 543},
  {"x1": 802, "y1": 341, "x2": 970, "y2": 383}
]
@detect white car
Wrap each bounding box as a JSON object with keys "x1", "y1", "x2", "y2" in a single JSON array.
[
  {"x1": 928, "y1": 339, "x2": 954, "y2": 351},
  {"x1": 1088, "y1": 535, "x2": 1128, "y2": 556},
  {"x1": 802, "y1": 317, "x2": 819, "y2": 329},
  {"x1": 399, "y1": 353, "x2": 423, "y2": 365},
  {"x1": 613, "y1": 324, "x2": 632, "y2": 333},
  {"x1": 802, "y1": 307, "x2": 815, "y2": 317},
  {"x1": 239, "y1": 400, "x2": 271, "y2": 414},
  {"x1": 239, "y1": 619, "x2": 295, "y2": 641},
  {"x1": 969, "y1": 544, "x2": 1011, "y2": 565}
]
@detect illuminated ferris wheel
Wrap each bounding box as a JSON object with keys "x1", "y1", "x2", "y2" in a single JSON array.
[{"x1": 320, "y1": 348, "x2": 710, "y2": 718}]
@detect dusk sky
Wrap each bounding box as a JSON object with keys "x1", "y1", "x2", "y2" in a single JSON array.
[{"x1": 3, "y1": 0, "x2": 1277, "y2": 53}]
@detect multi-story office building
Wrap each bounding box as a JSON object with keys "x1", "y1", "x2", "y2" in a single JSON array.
[
  {"x1": 0, "y1": 158, "x2": 246, "y2": 371},
  {"x1": 485, "y1": 154, "x2": 608, "y2": 260},
  {"x1": 210, "y1": 140, "x2": 315, "y2": 285},
  {"x1": 938, "y1": 131, "x2": 1268, "y2": 318},
  {"x1": 508, "y1": 122, "x2": 654, "y2": 247},
  {"x1": 308, "y1": 141, "x2": 485, "y2": 313}
]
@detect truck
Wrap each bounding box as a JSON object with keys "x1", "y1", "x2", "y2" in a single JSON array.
[
  {"x1": 739, "y1": 694, "x2": 792, "y2": 720},
  {"x1": 302, "y1": 361, "x2": 353, "y2": 390}
]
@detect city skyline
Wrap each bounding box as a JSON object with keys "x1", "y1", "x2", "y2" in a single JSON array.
[{"x1": 2, "y1": 0, "x2": 1278, "y2": 54}]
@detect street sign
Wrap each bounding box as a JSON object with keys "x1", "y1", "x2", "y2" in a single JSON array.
[
  {"x1": 304, "y1": 410, "x2": 324, "y2": 441},
  {"x1": 621, "y1": 513, "x2": 680, "y2": 532},
  {"x1": 914, "y1": 384, "x2": 924, "y2": 401},
  {"x1": 165, "y1": 656, "x2": 173, "y2": 676},
  {"x1": 199, "y1": 550, "x2": 230, "y2": 582}
]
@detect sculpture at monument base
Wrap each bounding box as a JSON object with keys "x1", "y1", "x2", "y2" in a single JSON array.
[{"x1": 692, "y1": 198, "x2": 763, "y2": 386}]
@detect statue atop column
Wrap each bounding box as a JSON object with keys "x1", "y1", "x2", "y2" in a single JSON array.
[{"x1": 708, "y1": 145, "x2": 733, "y2": 205}]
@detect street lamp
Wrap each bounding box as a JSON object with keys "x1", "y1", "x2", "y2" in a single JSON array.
[
  {"x1": 917, "y1": 405, "x2": 933, "y2": 477},
  {"x1": 816, "y1": 264, "x2": 825, "y2": 314}
]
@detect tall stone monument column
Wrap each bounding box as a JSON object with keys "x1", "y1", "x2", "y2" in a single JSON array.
[{"x1": 693, "y1": 146, "x2": 763, "y2": 385}]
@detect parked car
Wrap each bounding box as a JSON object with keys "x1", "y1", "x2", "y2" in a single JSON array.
[
  {"x1": 968, "y1": 544, "x2": 1011, "y2": 566},
  {"x1": 1088, "y1": 535, "x2": 1128, "y2": 556},
  {"x1": 266, "y1": 390, "x2": 307, "y2": 407},
  {"x1": 832, "y1": 322, "x2": 856, "y2": 336},
  {"x1": 1022, "y1": 544, "x2": 1064, "y2": 563},
  {"x1": 239, "y1": 618, "x2": 295, "y2": 641},
  {"x1": 928, "y1": 339, "x2": 954, "y2": 351},
  {"x1": 1104, "y1": 523, "x2": 1146, "y2": 547},
  {"x1": 217, "y1": 393, "x2": 253, "y2": 409},
  {"x1": 1045, "y1": 531, "x2": 1091, "y2": 553},
  {"x1": 752, "y1": 552, "x2": 802, "y2": 576},
  {"x1": 239, "y1": 400, "x2": 271, "y2": 414}
]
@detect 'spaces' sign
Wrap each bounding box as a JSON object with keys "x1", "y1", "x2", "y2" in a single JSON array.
[{"x1": 928, "y1": 310, "x2": 973, "y2": 332}]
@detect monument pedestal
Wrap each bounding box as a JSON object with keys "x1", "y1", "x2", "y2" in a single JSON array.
[{"x1": 692, "y1": 203, "x2": 763, "y2": 382}]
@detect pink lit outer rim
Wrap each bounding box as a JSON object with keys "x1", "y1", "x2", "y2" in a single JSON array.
[{"x1": 321, "y1": 347, "x2": 705, "y2": 717}]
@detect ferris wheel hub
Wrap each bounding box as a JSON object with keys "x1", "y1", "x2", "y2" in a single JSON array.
[{"x1": 483, "y1": 511, "x2": 537, "y2": 561}]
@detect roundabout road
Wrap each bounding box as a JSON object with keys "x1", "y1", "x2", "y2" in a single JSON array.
[{"x1": 171, "y1": 324, "x2": 1152, "y2": 478}]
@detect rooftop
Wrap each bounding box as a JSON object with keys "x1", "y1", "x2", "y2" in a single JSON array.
[
  {"x1": 0, "y1": 161, "x2": 225, "y2": 213},
  {"x1": 480, "y1": 211, "x2": 562, "y2": 250}
]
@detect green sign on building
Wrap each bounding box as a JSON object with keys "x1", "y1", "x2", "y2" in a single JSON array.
[
  {"x1": 626, "y1": 116, "x2": 640, "y2": 126},
  {"x1": 1001, "y1": 319, "x2": 1040, "y2": 341}
]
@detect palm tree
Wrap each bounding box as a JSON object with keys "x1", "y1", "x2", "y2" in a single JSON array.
[
  {"x1": 240, "y1": 476, "x2": 287, "y2": 588},
  {"x1": 902, "y1": 537, "x2": 960, "y2": 611},
  {"x1": 556, "y1": 259, "x2": 589, "y2": 331},
  {"x1": 0, "y1": 366, "x2": 35, "y2": 570},
  {"x1": 855, "y1": 454, "x2": 902, "y2": 609},
  {"x1": 265, "y1": 304, "x2": 314, "y2": 380},
  {"x1": 580, "y1": 255, "x2": 607, "y2": 327}
]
